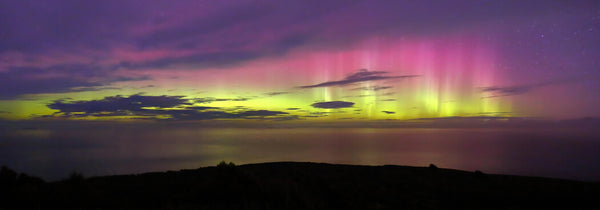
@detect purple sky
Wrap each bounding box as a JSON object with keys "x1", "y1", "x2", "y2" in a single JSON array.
[{"x1": 1, "y1": 0, "x2": 599, "y2": 121}]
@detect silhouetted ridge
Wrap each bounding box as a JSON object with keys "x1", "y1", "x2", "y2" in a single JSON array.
[{"x1": 1, "y1": 162, "x2": 598, "y2": 209}]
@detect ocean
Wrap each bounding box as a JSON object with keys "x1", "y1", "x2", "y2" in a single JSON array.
[{"x1": 1, "y1": 126, "x2": 599, "y2": 181}]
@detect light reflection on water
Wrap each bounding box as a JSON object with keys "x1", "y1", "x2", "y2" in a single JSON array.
[{"x1": 1, "y1": 127, "x2": 599, "y2": 181}]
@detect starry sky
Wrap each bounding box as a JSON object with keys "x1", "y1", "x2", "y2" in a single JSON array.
[{"x1": 1, "y1": 0, "x2": 599, "y2": 122}]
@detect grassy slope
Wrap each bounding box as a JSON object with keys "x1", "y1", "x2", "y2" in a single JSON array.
[{"x1": 1, "y1": 162, "x2": 598, "y2": 209}]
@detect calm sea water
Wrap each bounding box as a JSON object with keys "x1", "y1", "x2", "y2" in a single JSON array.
[{"x1": 1, "y1": 127, "x2": 599, "y2": 181}]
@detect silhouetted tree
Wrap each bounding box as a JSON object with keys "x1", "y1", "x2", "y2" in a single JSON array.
[
  {"x1": 217, "y1": 161, "x2": 236, "y2": 168},
  {"x1": 17, "y1": 173, "x2": 45, "y2": 186},
  {"x1": 67, "y1": 171, "x2": 85, "y2": 182},
  {"x1": 429, "y1": 164, "x2": 438, "y2": 169},
  {"x1": 0, "y1": 166, "x2": 18, "y2": 185}
]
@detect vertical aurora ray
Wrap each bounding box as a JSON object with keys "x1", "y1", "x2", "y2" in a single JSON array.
[{"x1": 259, "y1": 35, "x2": 511, "y2": 120}]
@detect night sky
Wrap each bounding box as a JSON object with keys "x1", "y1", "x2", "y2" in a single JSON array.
[{"x1": 1, "y1": 0, "x2": 599, "y2": 122}]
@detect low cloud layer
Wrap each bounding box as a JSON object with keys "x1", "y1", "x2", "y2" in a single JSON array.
[
  {"x1": 48, "y1": 94, "x2": 190, "y2": 113},
  {"x1": 46, "y1": 94, "x2": 290, "y2": 120},
  {"x1": 311, "y1": 101, "x2": 354, "y2": 109}
]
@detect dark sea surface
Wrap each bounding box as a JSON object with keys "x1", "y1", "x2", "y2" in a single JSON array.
[{"x1": 1, "y1": 126, "x2": 599, "y2": 181}]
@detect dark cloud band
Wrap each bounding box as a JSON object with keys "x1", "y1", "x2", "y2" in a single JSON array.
[
  {"x1": 311, "y1": 101, "x2": 354, "y2": 109},
  {"x1": 299, "y1": 69, "x2": 418, "y2": 88},
  {"x1": 45, "y1": 94, "x2": 291, "y2": 120}
]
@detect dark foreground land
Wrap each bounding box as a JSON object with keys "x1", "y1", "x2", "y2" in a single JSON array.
[{"x1": 1, "y1": 162, "x2": 599, "y2": 209}]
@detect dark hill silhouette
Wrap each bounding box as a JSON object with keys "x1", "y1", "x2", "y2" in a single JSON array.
[{"x1": 1, "y1": 162, "x2": 598, "y2": 209}]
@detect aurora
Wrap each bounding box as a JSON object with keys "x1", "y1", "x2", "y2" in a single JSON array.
[{"x1": 2, "y1": 1, "x2": 599, "y2": 122}]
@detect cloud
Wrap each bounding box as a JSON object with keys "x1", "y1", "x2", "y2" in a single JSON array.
[
  {"x1": 343, "y1": 91, "x2": 396, "y2": 99},
  {"x1": 189, "y1": 106, "x2": 215, "y2": 110},
  {"x1": 1, "y1": 0, "x2": 593, "y2": 77},
  {"x1": 240, "y1": 110, "x2": 288, "y2": 117},
  {"x1": 45, "y1": 94, "x2": 293, "y2": 120},
  {"x1": 123, "y1": 51, "x2": 262, "y2": 69},
  {"x1": 48, "y1": 94, "x2": 191, "y2": 114},
  {"x1": 478, "y1": 111, "x2": 512, "y2": 115},
  {"x1": 351, "y1": 85, "x2": 393, "y2": 91},
  {"x1": 481, "y1": 78, "x2": 584, "y2": 98},
  {"x1": 269, "y1": 115, "x2": 300, "y2": 121},
  {"x1": 0, "y1": 1, "x2": 346, "y2": 85},
  {"x1": 0, "y1": 66, "x2": 151, "y2": 100},
  {"x1": 299, "y1": 69, "x2": 418, "y2": 88},
  {"x1": 1, "y1": 0, "x2": 578, "y2": 54},
  {"x1": 195, "y1": 97, "x2": 252, "y2": 104},
  {"x1": 0, "y1": 75, "x2": 102, "y2": 100},
  {"x1": 264, "y1": 92, "x2": 289, "y2": 96},
  {"x1": 69, "y1": 87, "x2": 122, "y2": 92},
  {"x1": 382, "y1": 111, "x2": 395, "y2": 114},
  {"x1": 104, "y1": 75, "x2": 152, "y2": 83},
  {"x1": 480, "y1": 86, "x2": 533, "y2": 98},
  {"x1": 309, "y1": 112, "x2": 331, "y2": 116},
  {"x1": 311, "y1": 101, "x2": 354, "y2": 109},
  {"x1": 164, "y1": 109, "x2": 289, "y2": 120}
]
